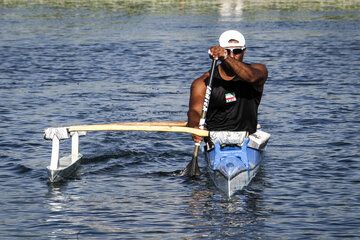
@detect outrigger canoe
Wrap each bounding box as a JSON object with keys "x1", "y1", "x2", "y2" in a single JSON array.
[{"x1": 43, "y1": 122, "x2": 269, "y2": 196}]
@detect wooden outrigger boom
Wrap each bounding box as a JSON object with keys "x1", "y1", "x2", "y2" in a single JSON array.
[
  {"x1": 44, "y1": 122, "x2": 208, "y2": 182},
  {"x1": 68, "y1": 122, "x2": 209, "y2": 136}
]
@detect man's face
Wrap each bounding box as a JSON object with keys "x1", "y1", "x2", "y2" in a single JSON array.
[{"x1": 225, "y1": 40, "x2": 245, "y2": 60}]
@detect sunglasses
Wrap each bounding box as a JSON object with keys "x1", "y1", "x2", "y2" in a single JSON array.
[{"x1": 225, "y1": 48, "x2": 244, "y2": 55}]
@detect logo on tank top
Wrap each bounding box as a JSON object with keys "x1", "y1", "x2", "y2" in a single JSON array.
[{"x1": 225, "y1": 92, "x2": 237, "y2": 103}]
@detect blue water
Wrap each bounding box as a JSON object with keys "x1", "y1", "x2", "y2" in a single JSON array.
[{"x1": 0, "y1": 2, "x2": 359, "y2": 239}]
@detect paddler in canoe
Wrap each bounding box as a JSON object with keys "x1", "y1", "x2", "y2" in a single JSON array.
[{"x1": 182, "y1": 30, "x2": 268, "y2": 177}]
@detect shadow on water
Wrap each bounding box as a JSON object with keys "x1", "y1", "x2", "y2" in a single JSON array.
[{"x1": 2, "y1": 162, "x2": 33, "y2": 174}]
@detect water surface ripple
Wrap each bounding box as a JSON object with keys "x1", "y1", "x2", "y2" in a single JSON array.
[{"x1": 0, "y1": 2, "x2": 359, "y2": 239}]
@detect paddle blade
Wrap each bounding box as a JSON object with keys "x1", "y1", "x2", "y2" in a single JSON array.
[
  {"x1": 180, "y1": 155, "x2": 201, "y2": 177},
  {"x1": 180, "y1": 144, "x2": 202, "y2": 177}
]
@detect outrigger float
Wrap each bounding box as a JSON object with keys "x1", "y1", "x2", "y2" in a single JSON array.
[{"x1": 44, "y1": 121, "x2": 270, "y2": 196}]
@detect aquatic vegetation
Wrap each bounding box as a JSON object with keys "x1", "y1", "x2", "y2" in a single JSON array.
[{"x1": 1, "y1": 0, "x2": 359, "y2": 13}]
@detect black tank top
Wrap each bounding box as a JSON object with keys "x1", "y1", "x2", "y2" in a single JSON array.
[{"x1": 206, "y1": 66, "x2": 262, "y2": 134}]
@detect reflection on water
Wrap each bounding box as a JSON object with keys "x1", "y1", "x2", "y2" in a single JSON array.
[
  {"x1": 220, "y1": 0, "x2": 243, "y2": 15},
  {"x1": 0, "y1": 0, "x2": 359, "y2": 239},
  {"x1": 184, "y1": 176, "x2": 267, "y2": 239},
  {"x1": 1, "y1": 0, "x2": 359, "y2": 13}
]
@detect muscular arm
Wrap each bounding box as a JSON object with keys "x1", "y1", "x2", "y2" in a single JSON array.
[
  {"x1": 187, "y1": 73, "x2": 208, "y2": 128},
  {"x1": 209, "y1": 46, "x2": 268, "y2": 92},
  {"x1": 223, "y1": 57, "x2": 268, "y2": 92},
  {"x1": 187, "y1": 72, "x2": 209, "y2": 142}
]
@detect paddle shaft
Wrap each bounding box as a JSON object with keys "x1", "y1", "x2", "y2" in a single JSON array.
[
  {"x1": 183, "y1": 59, "x2": 217, "y2": 177},
  {"x1": 199, "y1": 59, "x2": 218, "y2": 128}
]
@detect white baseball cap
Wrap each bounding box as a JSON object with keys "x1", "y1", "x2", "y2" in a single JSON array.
[{"x1": 219, "y1": 30, "x2": 246, "y2": 49}]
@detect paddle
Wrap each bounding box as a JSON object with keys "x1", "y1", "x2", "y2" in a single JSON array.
[{"x1": 181, "y1": 59, "x2": 218, "y2": 177}]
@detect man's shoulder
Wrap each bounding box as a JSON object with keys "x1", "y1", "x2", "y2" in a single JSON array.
[
  {"x1": 191, "y1": 72, "x2": 209, "y2": 90},
  {"x1": 250, "y1": 63, "x2": 268, "y2": 73},
  {"x1": 192, "y1": 72, "x2": 209, "y2": 84},
  {"x1": 249, "y1": 63, "x2": 268, "y2": 92}
]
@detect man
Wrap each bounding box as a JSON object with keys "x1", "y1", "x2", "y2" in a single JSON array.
[{"x1": 187, "y1": 30, "x2": 268, "y2": 143}]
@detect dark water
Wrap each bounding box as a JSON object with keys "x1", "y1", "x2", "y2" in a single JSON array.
[{"x1": 1, "y1": 1, "x2": 359, "y2": 239}]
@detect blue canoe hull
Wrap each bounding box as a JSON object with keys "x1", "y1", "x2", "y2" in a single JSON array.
[{"x1": 205, "y1": 138, "x2": 265, "y2": 197}]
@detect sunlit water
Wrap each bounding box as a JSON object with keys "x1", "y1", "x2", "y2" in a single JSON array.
[{"x1": 0, "y1": 1, "x2": 359, "y2": 239}]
